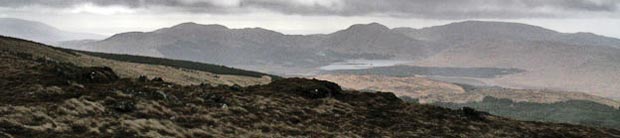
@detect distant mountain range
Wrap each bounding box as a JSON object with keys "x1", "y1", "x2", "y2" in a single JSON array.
[
  {"x1": 58, "y1": 20, "x2": 620, "y2": 99},
  {"x1": 60, "y1": 22, "x2": 442, "y2": 74},
  {"x1": 80, "y1": 23, "x2": 337, "y2": 69},
  {"x1": 0, "y1": 18, "x2": 105, "y2": 44},
  {"x1": 62, "y1": 21, "x2": 620, "y2": 69}
]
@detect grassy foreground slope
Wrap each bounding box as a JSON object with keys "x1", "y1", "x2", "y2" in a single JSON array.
[
  {"x1": 317, "y1": 74, "x2": 620, "y2": 130},
  {"x1": 435, "y1": 97, "x2": 620, "y2": 129},
  {"x1": 1, "y1": 47, "x2": 620, "y2": 137}
]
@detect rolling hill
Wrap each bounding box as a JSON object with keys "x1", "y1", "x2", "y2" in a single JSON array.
[
  {"x1": 0, "y1": 35, "x2": 273, "y2": 86},
  {"x1": 80, "y1": 23, "x2": 336, "y2": 69},
  {"x1": 0, "y1": 18, "x2": 105, "y2": 44},
  {"x1": 316, "y1": 23, "x2": 436, "y2": 59},
  {"x1": 393, "y1": 21, "x2": 620, "y2": 48},
  {"x1": 399, "y1": 21, "x2": 620, "y2": 99}
]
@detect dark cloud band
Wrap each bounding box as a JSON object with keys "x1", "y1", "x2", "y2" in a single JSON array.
[{"x1": 0, "y1": 0, "x2": 617, "y2": 19}]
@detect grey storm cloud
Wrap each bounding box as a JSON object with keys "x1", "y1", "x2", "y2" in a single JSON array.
[{"x1": 0, "y1": 0, "x2": 618, "y2": 18}]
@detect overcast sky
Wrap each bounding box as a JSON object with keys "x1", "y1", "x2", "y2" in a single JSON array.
[{"x1": 1, "y1": 0, "x2": 619, "y2": 38}]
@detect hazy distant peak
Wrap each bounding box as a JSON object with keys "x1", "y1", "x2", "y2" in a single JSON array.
[
  {"x1": 392, "y1": 27, "x2": 418, "y2": 32},
  {"x1": 173, "y1": 22, "x2": 228, "y2": 29},
  {"x1": 0, "y1": 18, "x2": 51, "y2": 27},
  {"x1": 448, "y1": 20, "x2": 526, "y2": 27},
  {"x1": 393, "y1": 20, "x2": 566, "y2": 42},
  {"x1": 574, "y1": 32, "x2": 595, "y2": 35},
  {"x1": 237, "y1": 27, "x2": 284, "y2": 35},
  {"x1": 367, "y1": 22, "x2": 386, "y2": 27},
  {"x1": 346, "y1": 22, "x2": 390, "y2": 32},
  {"x1": 443, "y1": 20, "x2": 558, "y2": 34},
  {"x1": 0, "y1": 17, "x2": 37, "y2": 22},
  {"x1": 455, "y1": 20, "x2": 522, "y2": 25},
  {"x1": 0, "y1": 18, "x2": 105, "y2": 44},
  {"x1": 102, "y1": 32, "x2": 145, "y2": 41},
  {"x1": 177, "y1": 22, "x2": 198, "y2": 25},
  {"x1": 0, "y1": 18, "x2": 61, "y2": 33},
  {"x1": 238, "y1": 27, "x2": 271, "y2": 32},
  {"x1": 154, "y1": 22, "x2": 230, "y2": 34}
]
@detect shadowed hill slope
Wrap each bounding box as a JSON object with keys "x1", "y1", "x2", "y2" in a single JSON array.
[
  {"x1": 69, "y1": 50, "x2": 280, "y2": 79},
  {"x1": 0, "y1": 36, "x2": 273, "y2": 86}
]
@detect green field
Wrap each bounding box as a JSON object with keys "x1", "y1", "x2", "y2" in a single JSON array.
[{"x1": 430, "y1": 97, "x2": 620, "y2": 129}]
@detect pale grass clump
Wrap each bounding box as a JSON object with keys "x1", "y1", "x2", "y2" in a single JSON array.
[
  {"x1": 121, "y1": 119, "x2": 188, "y2": 138},
  {"x1": 136, "y1": 101, "x2": 176, "y2": 117},
  {"x1": 58, "y1": 98, "x2": 106, "y2": 115}
]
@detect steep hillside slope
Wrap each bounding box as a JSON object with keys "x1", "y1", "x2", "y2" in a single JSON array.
[
  {"x1": 315, "y1": 74, "x2": 620, "y2": 107},
  {"x1": 1, "y1": 49, "x2": 619, "y2": 137},
  {"x1": 315, "y1": 74, "x2": 620, "y2": 129},
  {"x1": 0, "y1": 18, "x2": 105, "y2": 44},
  {"x1": 82, "y1": 23, "x2": 336, "y2": 70},
  {"x1": 0, "y1": 36, "x2": 271, "y2": 86}
]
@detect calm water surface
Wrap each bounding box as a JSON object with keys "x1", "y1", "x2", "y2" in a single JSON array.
[{"x1": 319, "y1": 59, "x2": 413, "y2": 70}]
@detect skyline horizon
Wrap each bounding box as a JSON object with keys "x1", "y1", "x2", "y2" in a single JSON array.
[
  {"x1": 4, "y1": 17, "x2": 620, "y2": 40},
  {"x1": 2, "y1": 0, "x2": 618, "y2": 40}
]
